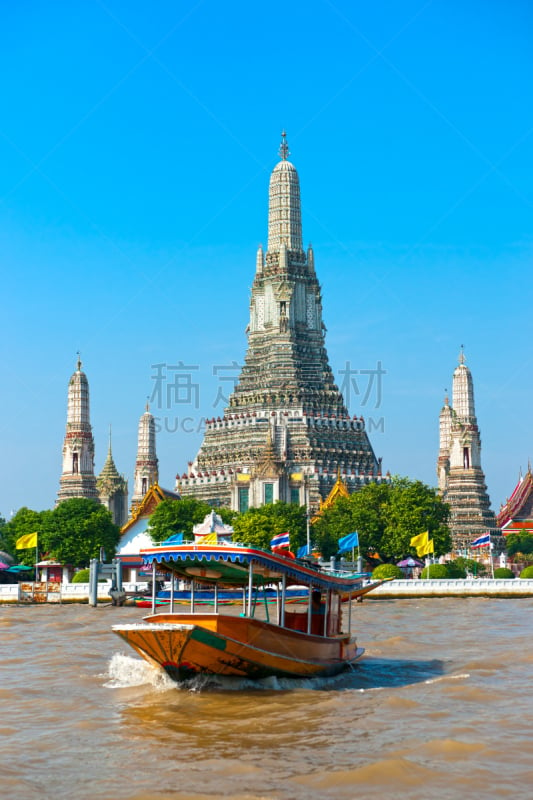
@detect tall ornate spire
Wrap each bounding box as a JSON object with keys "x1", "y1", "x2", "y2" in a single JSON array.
[
  {"x1": 452, "y1": 347, "x2": 476, "y2": 423},
  {"x1": 131, "y1": 402, "x2": 159, "y2": 510},
  {"x1": 437, "y1": 352, "x2": 500, "y2": 552},
  {"x1": 97, "y1": 426, "x2": 128, "y2": 526},
  {"x1": 267, "y1": 131, "x2": 303, "y2": 253},
  {"x1": 57, "y1": 356, "x2": 99, "y2": 504},
  {"x1": 178, "y1": 136, "x2": 381, "y2": 513},
  {"x1": 279, "y1": 130, "x2": 289, "y2": 160}
]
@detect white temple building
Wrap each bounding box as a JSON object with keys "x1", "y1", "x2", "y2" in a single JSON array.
[
  {"x1": 193, "y1": 510, "x2": 234, "y2": 544},
  {"x1": 437, "y1": 349, "x2": 501, "y2": 552},
  {"x1": 57, "y1": 356, "x2": 99, "y2": 504}
]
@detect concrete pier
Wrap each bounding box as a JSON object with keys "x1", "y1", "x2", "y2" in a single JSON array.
[{"x1": 369, "y1": 578, "x2": 533, "y2": 598}]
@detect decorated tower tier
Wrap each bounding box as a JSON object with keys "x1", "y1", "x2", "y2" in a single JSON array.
[
  {"x1": 437, "y1": 349, "x2": 501, "y2": 552},
  {"x1": 57, "y1": 355, "x2": 99, "y2": 504},
  {"x1": 131, "y1": 402, "x2": 159, "y2": 510},
  {"x1": 178, "y1": 134, "x2": 383, "y2": 512}
]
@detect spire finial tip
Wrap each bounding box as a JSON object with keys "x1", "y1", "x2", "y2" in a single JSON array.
[{"x1": 279, "y1": 130, "x2": 289, "y2": 161}]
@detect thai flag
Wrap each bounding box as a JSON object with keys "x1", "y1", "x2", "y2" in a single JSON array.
[
  {"x1": 271, "y1": 532, "x2": 290, "y2": 551},
  {"x1": 471, "y1": 533, "x2": 491, "y2": 548}
]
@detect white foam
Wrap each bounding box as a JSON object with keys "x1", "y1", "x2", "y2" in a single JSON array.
[
  {"x1": 425, "y1": 672, "x2": 470, "y2": 685},
  {"x1": 104, "y1": 652, "x2": 176, "y2": 690}
]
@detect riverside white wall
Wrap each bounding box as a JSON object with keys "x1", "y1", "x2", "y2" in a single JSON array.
[
  {"x1": 369, "y1": 579, "x2": 533, "y2": 597},
  {"x1": 0, "y1": 581, "x2": 149, "y2": 603}
]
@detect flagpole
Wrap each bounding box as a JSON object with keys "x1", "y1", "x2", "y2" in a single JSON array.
[{"x1": 306, "y1": 506, "x2": 310, "y2": 557}]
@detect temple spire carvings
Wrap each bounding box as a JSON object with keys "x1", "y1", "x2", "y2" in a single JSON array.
[
  {"x1": 437, "y1": 350, "x2": 501, "y2": 552},
  {"x1": 178, "y1": 135, "x2": 382, "y2": 512},
  {"x1": 97, "y1": 427, "x2": 128, "y2": 526},
  {"x1": 57, "y1": 356, "x2": 99, "y2": 504},
  {"x1": 131, "y1": 402, "x2": 159, "y2": 510}
]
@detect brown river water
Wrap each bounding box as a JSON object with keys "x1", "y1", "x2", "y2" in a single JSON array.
[{"x1": 1, "y1": 598, "x2": 532, "y2": 800}]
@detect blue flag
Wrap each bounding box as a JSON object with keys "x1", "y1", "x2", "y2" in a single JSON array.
[
  {"x1": 338, "y1": 532, "x2": 359, "y2": 553},
  {"x1": 297, "y1": 544, "x2": 310, "y2": 558},
  {"x1": 162, "y1": 532, "x2": 184, "y2": 545}
]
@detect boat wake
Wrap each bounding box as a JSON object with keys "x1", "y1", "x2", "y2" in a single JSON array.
[
  {"x1": 105, "y1": 652, "x2": 450, "y2": 695},
  {"x1": 104, "y1": 653, "x2": 176, "y2": 690},
  {"x1": 104, "y1": 652, "x2": 357, "y2": 693}
]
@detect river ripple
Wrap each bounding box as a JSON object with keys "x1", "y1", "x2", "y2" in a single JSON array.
[{"x1": 1, "y1": 598, "x2": 532, "y2": 800}]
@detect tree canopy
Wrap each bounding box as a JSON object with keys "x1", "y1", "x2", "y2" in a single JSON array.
[
  {"x1": 42, "y1": 499, "x2": 120, "y2": 566},
  {"x1": 1, "y1": 507, "x2": 47, "y2": 563},
  {"x1": 1, "y1": 500, "x2": 120, "y2": 567},
  {"x1": 147, "y1": 498, "x2": 236, "y2": 542},
  {"x1": 311, "y1": 477, "x2": 451, "y2": 560},
  {"x1": 505, "y1": 532, "x2": 533, "y2": 558},
  {"x1": 232, "y1": 501, "x2": 307, "y2": 552}
]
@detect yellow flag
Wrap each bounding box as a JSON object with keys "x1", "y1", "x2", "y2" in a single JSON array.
[
  {"x1": 417, "y1": 539, "x2": 434, "y2": 557},
  {"x1": 16, "y1": 532, "x2": 38, "y2": 549},
  {"x1": 200, "y1": 533, "x2": 218, "y2": 544},
  {"x1": 410, "y1": 531, "x2": 428, "y2": 549}
]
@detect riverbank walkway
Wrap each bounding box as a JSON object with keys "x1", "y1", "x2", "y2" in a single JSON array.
[{"x1": 2, "y1": 578, "x2": 533, "y2": 603}]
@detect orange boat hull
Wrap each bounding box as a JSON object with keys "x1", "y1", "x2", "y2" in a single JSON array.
[{"x1": 113, "y1": 612, "x2": 363, "y2": 680}]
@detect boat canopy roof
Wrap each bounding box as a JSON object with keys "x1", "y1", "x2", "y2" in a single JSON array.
[{"x1": 140, "y1": 543, "x2": 368, "y2": 593}]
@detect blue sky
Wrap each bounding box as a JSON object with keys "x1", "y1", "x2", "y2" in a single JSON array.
[{"x1": 1, "y1": 0, "x2": 532, "y2": 517}]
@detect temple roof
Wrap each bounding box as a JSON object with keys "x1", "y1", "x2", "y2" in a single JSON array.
[
  {"x1": 120, "y1": 482, "x2": 180, "y2": 535},
  {"x1": 193, "y1": 510, "x2": 233, "y2": 536},
  {"x1": 497, "y1": 467, "x2": 533, "y2": 528},
  {"x1": 311, "y1": 471, "x2": 350, "y2": 522},
  {"x1": 97, "y1": 430, "x2": 127, "y2": 494}
]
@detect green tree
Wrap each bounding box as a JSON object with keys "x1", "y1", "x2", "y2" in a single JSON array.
[
  {"x1": 312, "y1": 477, "x2": 451, "y2": 561},
  {"x1": 147, "y1": 498, "x2": 236, "y2": 542},
  {"x1": 493, "y1": 567, "x2": 514, "y2": 579},
  {"x1": 2, "y1": 507, "x2": 48, "y2": 565},
  {"x1": 452, "y1": 556, "x2": 480, "y2": 577},
  {"x1": 384, "y1": 477, "x2": 451, "y2": 558},
  {"x1": 372, "y1": 563, "x2": 403, "y2": 580},
  {"x1": 232, "y1": 501, "x2": 307, "y2": 551},
  {"x1": 421, "y1": 563, "x2": 449, "y2": 579},
  {"x1": 312, "y1": 482, "x2": 390, "y2": 559},
  {"x1": 445, "y1": 560, "x2": 467, "y2": 578},
  {"x1": 41, "y1": 499, "x2": 120, "y2": 567},
  {"x1": 519, "y1": 565, "x2": 533, "y2": 579},
  {"x1": 506, "y1": 532, "x2": 533, "y2": 558}
]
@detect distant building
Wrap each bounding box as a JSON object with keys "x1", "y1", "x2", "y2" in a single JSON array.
[
  {"x1": 178, "y1": 133, "x2": 383, "y2": 513},
  {"x1": 97, "y1": 430, "x2": 128, "y2": 527},
  {"x1": 437, "y1": 350, "x2": 501, "y2": 552},
  {"x1": 117, "y1": 483, "x2": 181, "y2": 581},
  {"x1": 57, "y1": 356, "x2": 128, "y2": 527},
  {"x1": 57, "y1": 356, "x2": 99, "y2": 504},
  {"x1": 497, "y1": 465, "x2": 533, "y2": 538},
  {"x1": 193, "y1": 510, "x2": 233, "y2": 544},
  {"x1": 131, "y1": 403, "x2": 159, "y2": 511}
]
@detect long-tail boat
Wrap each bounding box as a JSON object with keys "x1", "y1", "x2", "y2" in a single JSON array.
[{"x1": 113, "y1": 543, "x2": 382, "y2": 681}]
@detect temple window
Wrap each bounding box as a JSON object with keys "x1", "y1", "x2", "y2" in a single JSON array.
[
  {"x1": 463, "y1": 447, "x2": 470, "y2": 469},
  {"x1": 142, "y1": 477, "x2": 148, "y2": 494},
  {"x1": 264, "y1": 483, "x2": 274, "y2": 504},
  {"x1": 238, "y1": 487, "x2": 249, "y2": 513},
  {"x1": 290, "y1": 487, "x2": 300, "y2": 505},
  {"x1": 72, "y1": 452, "x2": 78, "y2": 474}
]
